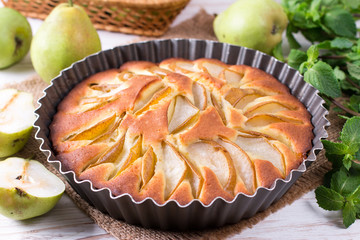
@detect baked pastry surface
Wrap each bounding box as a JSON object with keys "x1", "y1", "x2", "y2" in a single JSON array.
[{"x1": 50, "y1": 58, "x2": 313, "y2": 205}]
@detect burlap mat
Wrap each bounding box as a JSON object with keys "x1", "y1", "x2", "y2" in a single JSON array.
[{"x1": 3, "y1": 9, "x2": 344, "y2": 240}]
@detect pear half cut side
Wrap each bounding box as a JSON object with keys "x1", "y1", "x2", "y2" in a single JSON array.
[{"x1": 0, "y1": 157, "x2": 65, "y2": 220}]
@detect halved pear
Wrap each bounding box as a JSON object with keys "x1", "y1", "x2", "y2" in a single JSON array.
[
  {"x1": 0, "y1": 89, "x2": 35, "y2": 157},
  {"x1": 0, "y1": 157, "x2": 65, "y2": 220},
  {"x1": 168, "y1": 95, "x2": 199, "y2": 133}
]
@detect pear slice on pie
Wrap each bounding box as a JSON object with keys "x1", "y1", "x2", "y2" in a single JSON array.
[
  {"x1": 168, "y1": 95, "x2": 199, "y2": 133},
  {"x1": 161, "y1": 142, "x2": 187, "y2": 199},
  {"x1": 186, "y1": 140, "x2": 236, "y2": 193},
  {"x1": 132, "y1": 81, "x2": 164, "y2": 113},
  {"x1": 141, "y1": 147, "x2": 156, "y2": 188},
  {"x1": 198, "y1": 61, "x2": 226, "y2": 78},
  {"x1": 192, "y1": 81, "x2": 207, "y2": 110},
  {"x1": 235, "y1": 135, "x2": 285, "y2": 177},
  {"x1": 245, "y1": 102, "x2": 291, "y2": 118},
  {"x1": 220, "y1": 68, "x2": 244, "y2": 87},
  {"x1": 216, "y1": 138, "x2": 256, "y2": 194},
  {"x1": 69, "y1": 113, "x2": 117, "y2": 141}
]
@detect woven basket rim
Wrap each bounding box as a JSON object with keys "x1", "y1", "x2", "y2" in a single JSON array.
[
  {"x1": 101, "y1": 0, "x2": 189, "y2": 8},
  {"x1": 1, "y1": 0, "x2": 190, "y2": 8}
]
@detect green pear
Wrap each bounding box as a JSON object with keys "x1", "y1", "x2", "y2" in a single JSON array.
[
  {"x1": 213, "y1": 0, "x2": 288, "y2": 55},
  {"x1": 30, "y1": 0, "x2": 101, "y2": 83},
  {"x1": 0, "y1": 8, "x2": 32, "y2": 69},
  {"x1": 0, "y1": 157, "x2": 65, "y2": 220},
  {"x1": 0, "y1": 89, "x2": 35, "y2": 158}
]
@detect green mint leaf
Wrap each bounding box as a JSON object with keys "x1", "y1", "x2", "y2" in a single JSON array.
[
  {"x1": 290, "y1": 3, "x2": 318, "y2": 29},
  {"x1": 326, "y1": 153, "x2": 346, "y2": 170},
  {"x1": 307, "y1": 45, "x2": 319, "y2": 63},
  {"x1": 343, "y1": 154, "x2": 354, "y2": 170},
  {"x1": 356, "y1": 39, "x2": 360, "y2": 54},
  {"x1": 355, "y1": 150, "x2": 360, "y2": 161},
  {"x1": 286, "y1": 24, "x2": 301, "y2": 49},
  {"x1": 272, "y1": 41, "x2": 284, "y2": 62},
  {"x1": 355, "y1": 204, "x2": 360, "y2": 219},
  {"x1": 343, "y1": 201, "x2": 356, "y2": 228},
  {"x1": 317, "y1": 40, "x2": 332, "y2": 49},
  {"x1": 318, "y1": 38, "x2": 353, "y2": 50},
  {"x1": 287, "y1": 49, "x2": 307, "y2": 70},
  {"x1": 322, "y1": 140, "x2": 349, "y2": 155},
  {"x1": 315, "y1": 185, "x2": 344, "y2": 210},
  {"x1": 304, "y1": 61, "x2": 342, "y2": 98},
  {"x1": 349, "y1": 184, "x2": 360, "y2": 200},
  {"x1": 347, "y1": 62, "x2": 360, "y2": 80},
  {"x1": 340, "y1": 116, "x2": 360, "y2": 146},
  {"x1": 322, "y1": 0, "x2": 342, "y2": 7},
  {"x1": 334, "y1": 66, "x2": 346, "y2": 81},
  {"x1": 323, "y1": 8, "x2": 357, "y2": 38},
  {"x1": 309, "y1": 0, "x2": 322, "y2": 22},
  {"x1": 340, "y1": 78, "x2": 360, "y2": 94},
  {"x1": 331, "y1": 167, "x2": 360, "y2": 195},
  {"x1": 348, "y1": 95, "x2": 360, "y2": 113},
  {"x1": 347, "y1": 52, "x2": 360, "y2": 62},
  {"x1": 299, "y1": 62, "x2": 307, "y2": 74},
  {"x1": 341, "y1": 0, "x2": 360, "y2": 9},
  {"x1": 302, "y1": 27, "x2": 332, "y2": 43},
  {"x1": 330, "y1": 38, "x2": 354, "y2": 49}
]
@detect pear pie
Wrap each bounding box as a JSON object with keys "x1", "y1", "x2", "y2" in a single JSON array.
[{"x1": 50, "y1": 58, "x2": 313, "y2": 205}]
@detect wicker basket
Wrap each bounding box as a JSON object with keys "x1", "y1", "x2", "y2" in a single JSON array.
[{"x1": 1, "y1": 0, "x2": 190, "y2": 36}]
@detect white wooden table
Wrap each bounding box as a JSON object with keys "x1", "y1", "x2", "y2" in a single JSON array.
[{"x1": 1, "y1": 0, "x2": 360, "y2": 239}]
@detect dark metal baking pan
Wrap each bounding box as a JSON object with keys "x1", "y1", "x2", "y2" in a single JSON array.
[{"x1": 34, "y1": 39, "x2": 329, "y2": 230}]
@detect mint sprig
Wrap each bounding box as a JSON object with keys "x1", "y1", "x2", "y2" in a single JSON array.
[
  {"x1": 316, "y1": 117, "x2": 360, "y2": 228},
  {"x1": 281, "y1": 0, "x2": 360, "y2": 228}
]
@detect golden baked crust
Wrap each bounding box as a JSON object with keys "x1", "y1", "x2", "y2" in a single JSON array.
[{"x1": 50, "y1": 58, "x2": 313, "y2": 205}]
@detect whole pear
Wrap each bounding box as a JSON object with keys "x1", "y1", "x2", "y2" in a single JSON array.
[
  {"x1": 213, "y1": 0, "x2": 288, "y2": 55},
  {"x1": 30, "y1": 0, "x2": 101, "y2": 83},
  {"x1": 0, "y1": 8, "x2": 32, "y2": 69}
]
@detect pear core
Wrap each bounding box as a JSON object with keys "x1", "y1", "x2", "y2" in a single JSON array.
[{"x1": 0, "y1": 157, "x2": 65, "y2": 197}]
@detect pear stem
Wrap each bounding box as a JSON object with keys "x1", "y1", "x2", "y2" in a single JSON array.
[{"x1": 68, "y1": 0, "x2": 73, "y2": 7}]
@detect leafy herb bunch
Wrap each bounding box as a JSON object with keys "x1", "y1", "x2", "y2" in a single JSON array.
[{"x1": 279, "y1": 0, "x2": 360, "y2": 228}]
